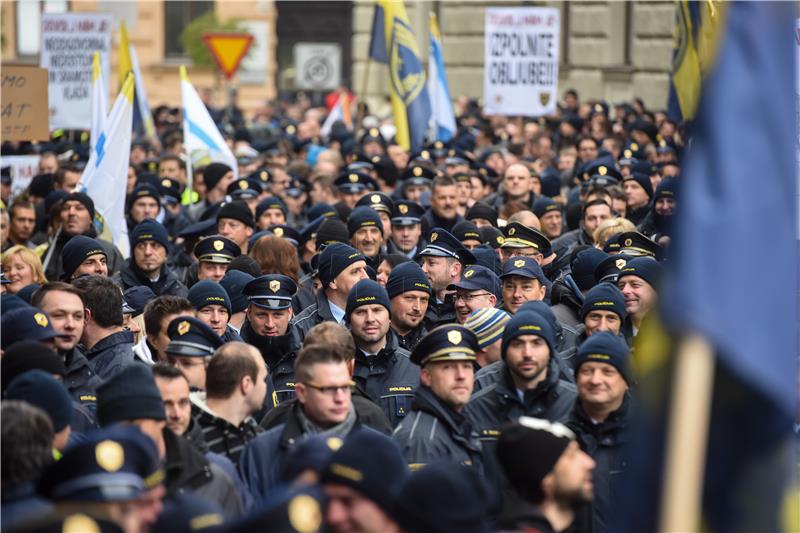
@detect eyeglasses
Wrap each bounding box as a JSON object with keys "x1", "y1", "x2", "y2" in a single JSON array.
[
  {"x1": 302, "y1": 381, "x2": 355, "y2": 396},
  {"x1": 454, "y1": 292, "x2": 492, "y2": 303}
]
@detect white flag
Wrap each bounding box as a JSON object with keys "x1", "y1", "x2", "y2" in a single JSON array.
[
  {"x1": 130, "y1": 44, "x2": 156, "y2": 137},
  {"x1": 180, "y1": 65, "x2": 238, "y2": 178},
  {"x1": 90, "y1": 51, "x2": 107, "y2": 154},
  {"x1": 81, "y1": 73, "x2": 134, "y2": 259}
]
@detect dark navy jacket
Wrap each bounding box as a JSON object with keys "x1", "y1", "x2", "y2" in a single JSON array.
[{"x1": 84, "y1": 330, "x2": 136, "y2": 380}]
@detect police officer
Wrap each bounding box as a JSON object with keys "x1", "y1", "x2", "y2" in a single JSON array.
[
  {"x1": 448, "y1": 264, "x2": 501, "y2": 324},
  {"x1": 347, "y1": 206, "x2": 384, "y2": 269},
  {"x1": 217, "y1": 200, "x2": 255, "y2": 254},
  {"x1": 393, "y1": 324, "x2": 484, "y2": 473},
  {"x1": 387, "y1": 200, "x2": 425, "y2": 257},
  {"x1": 334, "y1": 171, "x2": 377, "y2": 209},
  {"x1": 578, "y1": 283, "x2": 627, "y2": 343},
  {"x1": 164, "y1": 316, "x2": 223, "y2": 390},
  {"x1": 114, "y1": 219, "x2": 188, "y2": 297},
  {"x1": 616, "y1": 257, "x2": 662, "y2": 340},
  {"x1": 241, "y1": 274, "x2": 301, "y2": 408},
  {"x1": 193, "y1": 235, "x2": 242, "y2": 284},
  {"x1": 418, "y1": 227, "x2": 476, "y2": 329},
  {"x1": 255, "y1": 195, "x2": 288, "y2": 230},
  {"x1": 500, "y1": 256, "x2": 548, "y2": 314},
  {"x1": 346, "y1": 279, "x2": 419, "y2": 428},
  {"x1": 567, "y1": 332, "x2": 632, "y2": 533},
  {"x1": 386, "y1": 262, "x2": 431, "y2": 351},
  {"x1": 188, "y1": 280, "x2": 241, "y2": 342},
  {"x1": 356, "y1": 191, "x2": 394, "y2": 241},
  {"x1": 59, "y1": 235, "x2": 108, "y2": 281}
]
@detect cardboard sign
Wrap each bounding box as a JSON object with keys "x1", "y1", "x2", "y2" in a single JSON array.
[
  {"x1": 2, "y1": 155, "x2": 42, "y2": 202},
  {"x1": 484, "y1": 7, "x2": 560, "y2": 117},
  {"x1": 1, "y1": 65, "x2": 50, "y2": 141}
]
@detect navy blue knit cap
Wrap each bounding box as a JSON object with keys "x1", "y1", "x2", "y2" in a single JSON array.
[
  {"x1": 624, "y1": 171, "x2": 654, "y2": 199},
  {"x1": 220, "y1": 270, "x2": 255, "y2": 314},
  {"x1": 346, "y1": 279, "x2": 391, "y2": 317},
  {"x1": 580, "y1": 283, "x2": 627, "y2": 321},
  {"x1": 386, "y1": 261, "x2": 432, "y2": 299},
  {"x1": 61, "y1": 235, "x2": 107, "y2": 281},
  {"x1": 188, "y1": 280, "x2": 232, "y2": 314},
  {"x1": 571, "y1": 247, "x2": 608, "y2": 292},
  {"x1": 122, "y1": 286, "x2": 155, "y2": 316},
  {"x1": 501, "y1": 310, "x2": 555, "y2": 358},
  {"x1": 256, "y1": 196, "x2": 287, "y2": 221},
  {"x1": 6, "y1": 369, "x2": 73, "y2": 431},
  {"x1": 347, "y1": 206, "x2": 384, "y2": 237},
  {"x1": 96, "y1": 364, "x2": 166, "y2": 426},
  {"x1": 532, "y1": 196, "x2": 559, "y2": 219},
  {"x1": 130, "y1": 218, "x2": 169, "y2": 250},
  {"x1": 317, "y1": 242, "x2": 366, "y2": 287},
  {"x1": 574, "y1": 331, "x2": 631, "y2": 383},
  {"x1": 618, "y1": 256, "x2": 662, "y2": 289}
]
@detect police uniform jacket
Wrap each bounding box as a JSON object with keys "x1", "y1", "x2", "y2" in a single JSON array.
[
  {"x1": 292, "y1": 273, "x2": 316, "y2": 315},
  {"x1": 113, "y1": 260, "x2": 189, "y2": 298},
  {"x1": 62, "y1": 346, "x2": 101, "y2": 412},
  {"x1": 221, "y1": 325, "x2": 243, "y2": 343},
  {"x1": 84, "y1": 330, "x2": 136, "y2": 380},
  {"x1": 392, "y1": 386, "x2": 484, "y2": 473},
  {"x1": 567, "y1": 396, "x2": 631, "y2": 533},
  {"x1": 549, "y1": 277, "x2": 583, "y2": 328},
  {"x1": 421, "y1": 209, "x2": 464, "y2": 234},
  {"x1": 163, "y1": 427, "x2": 244, "y2": 517},
  {"x1": 550, "y1": 228, "x2": 594, "y2": 274},
  {"x1": 466, "y1": 357, "x2": 576, "y2": 446},
  {"x1": 240, "y1": 321, "x2": 300, "y2": 410},
  {"x1": 424, "y1": 294, "x2": 457, "y2": 330},
  {"x1": 289, "y1": 289, "x2": 338, "y2": 345},
  {"x1": 238, "y1": 403, "x2": 371, "y2": 505},
  {"x1": 393, "y1": 323, "x2": 428, "y2": 352},
  {"x1": 352, "y1": 331, "x2": 419, "y2": 429}
]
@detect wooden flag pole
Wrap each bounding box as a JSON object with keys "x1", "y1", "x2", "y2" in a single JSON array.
[{"x1": 658, "y1": 333, "x2": 716, "y2": 532}]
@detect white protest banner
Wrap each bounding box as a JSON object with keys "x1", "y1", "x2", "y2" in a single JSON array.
[
  {"x1": 484, "y1": 7, "x2": 560, "y2": 117},
  {"x1": 40, "y1": 13, "x2": 112, "y2": 130},
  {"x1": 2, "y1": 155, "x2": 42, "y2": 202}
]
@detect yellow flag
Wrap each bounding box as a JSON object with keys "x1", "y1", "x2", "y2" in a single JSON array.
[{"x1": 118, "y1": 20, "x2": 133, "y2": 90}]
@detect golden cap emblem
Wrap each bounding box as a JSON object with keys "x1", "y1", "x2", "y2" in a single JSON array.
[
  {"x1": 326, "y1": 437, "x2": 343, "y2": 451},
  {"x1": 479, "y1": 167, "x2": 487, "y2": 176},
  {"x1": 497, "y1": 236, "x2": 505, "y2": 245},
  {"x1": 34, "y1": 312, "x2": 48, "y2": 327},
  {"x1": 631, "y1": 142, "x2": 639, "y2": 151},
  {"x1": 238, "y1": 179, "x2": 248, "y2": 189},
  {"x1": 434, "y1": 141, "x2": 443, "y2": 149},
  {"x1": 464, "y1": 269, "x2": 474, "y2": 278},
  {"x1": 286, "y1": 125, "x2": 296, "y2": 134},
  {"x1": 624, "y1": 238, "x2": 633, "y2": 247},
  {"x1": 260, "y1": 171, "x2": 269, "y2": 181},
  {"x1": 177, "y1": 320, "x2": 191, "y2": 336},
  {"x1": 288, "y1": 494, "x2": 322, "y2": 533},
  {"x1": 594, "y1": 103, "x2": 603, "y2": 112},
  {"x1": 269, "y1": 280, "x2": 281, "y2": 293},
  {"x1": 95, "y1": 440, "x2": 124, "y2": 472},
  {"x1": 508, "y1": 227, "x2": 516, "y2": 236},
  {"x1": 448, "y1": 149, "x2": 455, "y2": 156},
  {"x1": 372, "y1": 155, "x2": 381, "y2": 163},
  {"x1": 447, "y1": 330, "x2": 462, "y2": 345},
  {"x1": 213, "y1": 240, "x2": 224, "y2": 251},
  {"x1": 369, "y1": 128, "x2": 379, "y2": 136},
  {"x1": 348, "y1": 173, "x2": 359, "y2": 183},
  {"x1": 430, "y1": 232, "x2": 438, "y2": 242},
  {"x1": 161, "y1": 178, "x2": 171, "y2": 187},
  {"x1": 274, "y1": 227, "x2": 284, "y2": 237},
  {"x1": 63, "y1": 514, "x2": 100, "y2": 533},
  {"x1": 615, "y1": 258, "x2": 627, "y2": 269},
  {"x1": 514, "y1": 259, "x2": 526, "y2": 268},
  {"x1": 624, "y1": 149, "x2": 632, "y2": 158},
  {"x1": 421, "y1": 150, "x2": 430, "y2": 159},
  {"x1": 398, "y1": 204, "x2": 409, "y2": 214},
  {"x1": 413, "y1": 167, "x2": 423, "y2": 177},
  {"x1": 370, "y1": 194, "x2": 381, "y2": 203},
  {"x1": 598, "y1": 166, "x2": 608, "y2": 176}
]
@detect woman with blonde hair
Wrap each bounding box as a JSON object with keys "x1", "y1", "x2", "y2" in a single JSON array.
[
  {"x1": 1, "y1": 245, "x2": 47, "y2": 294},
  {"x1": 593, "y1": 217, "x2": 636, "y2": 249},
  {"x1": 249, "y1": 235, "x2": 301, "y2": 283}
]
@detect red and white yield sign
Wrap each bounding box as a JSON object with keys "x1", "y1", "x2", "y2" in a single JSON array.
[{"x1": 202, "y1": 33, "x2": 254, "y2": 80}]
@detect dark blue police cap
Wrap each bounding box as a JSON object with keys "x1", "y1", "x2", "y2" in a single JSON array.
[
  {"x1": 502, "y1": 222, "x2": 551, "y2": 256},
  {"x1": 221, "y1": 270, "x2": 255, "y2": 314},
  {"x1": 335, "y1": 171, "x2": 377, "y2": 194},
  {"x1": 411, "y1": 324, "x2": 479, "y2": 366},
  {"x1": 448, "y1": 265, "x2": 500, "y2": 298},
  {"x1": 166, "y1": 316, "x2": 223, "y2": 358},
  {"x1": 418, "y1": 227, "x2": 476, "y2": 265},
  {"x1": 227, "y1": 177, "x2": 263, "y2": 200},
  {"x1": 501, "y1": 256, "x2": 548, "y2": 286},
  {"x1": 594, "y1": 254, "x2": 634, "y2": 284},
  {"x1": 122, "y1": 286, "x2": 155, "y2": 316},
  {"x1": 356, "y1": 191, "x2": 394, "y2": 215},
  {"x1": 391, "y1": 200, "x2": 425, "y2": 226},
  {"x1": 243, "y1": 274, "x2": 297, "y2": 310},
  {"x1": 347, "y1": 206, "x2": 384, "y2": 237},
  {"x1": 193, "y1": 235, "x2": 241, "y2": 264},
  {"x1": 1, "y1": 307, "x2": 57, "y2": 349},
  {"x1": 615, "y1": 231, "x2": 663, "y2": 259},
  {"x1": 268, "y1": 224, "x2": 302, "y2": 245}
]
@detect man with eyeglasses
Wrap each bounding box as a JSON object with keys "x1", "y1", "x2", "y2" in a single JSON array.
[
  {"x1": 164, "y1": 316, "x2": 223, "y2": 390},
  {"x1": 448, "y1": 265, "x2": 501, "y2": 324},
  {"x1": 239, "y1": 344, "x2": 367, "y2": 504}
]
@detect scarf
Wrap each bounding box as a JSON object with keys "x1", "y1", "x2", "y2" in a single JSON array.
[{"x1": 295, "y1": 402, "x2": 357, "y2": 441}]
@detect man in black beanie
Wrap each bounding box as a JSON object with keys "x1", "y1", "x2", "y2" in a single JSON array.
[
  {"x1": 113, "y1": 218, "x2": 188, "y2": 297},
  {"x1": 497, "y1": 416, "x2": 595, "y2": 532},
  {"x1": 97, "y1": 364, "x2": 244, "y2": 515},
  {"x1": 622, "y1": 172, "x2": 653, "y2": 225},
  {"x1": 217, "y1": 200, "x2": 255, "y2": 253},
  {"x1": 186, "y1": 162, "x2": 235, "y2": 222},
  {"x1": 59, "y1": 235, "x2": 108, "y2": 281},
  {"x1": 42, "y1": 192, "x2": 124, "y2": 281}
]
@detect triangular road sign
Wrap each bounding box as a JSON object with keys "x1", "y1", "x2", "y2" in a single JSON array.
[{"x1": 202, "y1": 33, "x2": 254, "y2": 80}]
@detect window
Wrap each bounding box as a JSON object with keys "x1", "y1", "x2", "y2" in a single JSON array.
[
  {"x1": 163, "y1": 1, "x2": 213, "y2": 59},
  {"x1": 15, "y1": 0, "x2": 69, "y2": 57}
]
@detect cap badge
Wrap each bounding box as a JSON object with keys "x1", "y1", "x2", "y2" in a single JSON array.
[
  {"x1": 348, "y1": 173, "x2": 359, "y2": 183},
  {"x1": 624, "y1": 149, "x2": 632, "y2": 158},
  {"x1": 464, "y1": 269, "x2": 474, "y2": 278},
  {"x1": 286, "y1": 125, "x2": 296, "y2": 134},
  {"x1": 497, "y1": 236, "x2": 505, "y2": 245},
  {"x1": 508, "y1": 227, "x2": 516, "y2": 236},
  {"x1": 33, "y1": 312, "x2": 48, "y2": 327},
  {"x1": 398, "y1": 204, "x2": 409, "y2": 214},
  {"x1": 594, "y1": 103, "x2": 603, "y2": 112},
  {"x1": 274, "y1": 227, "x2": 284, "y2": 237},
  {"x1": 447, "y1": 330, "x2": 462, "y2": 345},
  {"x1": 412, "y1": 167, "x2": 423, "y2": 177},
  {"x1": 421, "y1": 150, "x2": 430, "y2": 159},
  {"x1": 615, "y1": 258, "x2": 627, "y2": 269},
  {"x1": 479, "y1": 167, "x2": 487, "y2": 175},
  {"x1": 213, "y1": 240, "x2": 224, "y2": 251},
  {"x1": 369, "y1": 128, "x2": 379, "y2": 136},
  {"x1": 514, "y1": 259, "x2": 526, "y2": 268},
  {"x1": 288, "y1": 494, "x2": 322, "y2": 533},
  {"x1": 624, "y1": 238, "x2": 633, "y2": 247},
  {"x1": 161, "y1": 178, "x2": 171, "y2": 187},
  {"x1": 631, "y1": 142, "x2": 639, "y2": 150},
  {"x1": 435, "y1": 141, "x2": 443, "y2": 149},
  {"x1": 63, "y1": 514, "x2": 101, "y2": 533},
  {"x1": 430, "y1": 232, "x2": 438, "y2": 242},
  {"x1": 177, "y1": 320, "x2": 191, "y2": 336},
  {"x1": 599, "y1": 166, "x2": 608, "y2": 175},
  {"x1": 260, "y1": 170, "x2": 269, "y2": 181},
  {"x1": 238, "y1": 180, "x2": 248, "y2": 189},
  {"x1": 370, "y1": 194, "x2": 381, "y2": 203},
  {"x1": 269, "y1": 280, "x2": 281, "y2": 293},
  {"x1": 372, "y1": 155, "x2": 381, "y2": 163},
  {"x1": 95, "y1": 440, "x2": 124, "y2": 472}
]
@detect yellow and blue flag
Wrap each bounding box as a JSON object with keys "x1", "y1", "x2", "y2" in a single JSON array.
[
  {"x1": 80, "y1": 73, "x2": 135, "y2": 259},
  {"x1": 427, "y1": 13, "x2": 455, "y2": 142},
  {"x1": 618, "y1": 3, "x2": 797, "y2": 531},
  {"x1": 118, "y1": 21, "x2": 155, "y2": 138},
  {"x1": 89, "y1": 52, "x2": 107, "y2": 156},
  {"x1": 667, "y1": 1, "x2": 723, "y2": 121},
  {"x1": 369, "y1": 1, "x2": 431, "y2": 151}
]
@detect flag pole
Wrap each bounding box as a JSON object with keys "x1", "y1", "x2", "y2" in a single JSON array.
[
  {"x1": 356, "y1": 57, "x2": 371, "y2": 133},
  {"x1": 657, "y1": 333, "x2": 716, "y2": 532}
]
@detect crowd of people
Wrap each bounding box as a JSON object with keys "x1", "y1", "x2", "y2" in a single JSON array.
[{"x1": 0, "y1": 88, "x2": 679, "y2": 532}]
